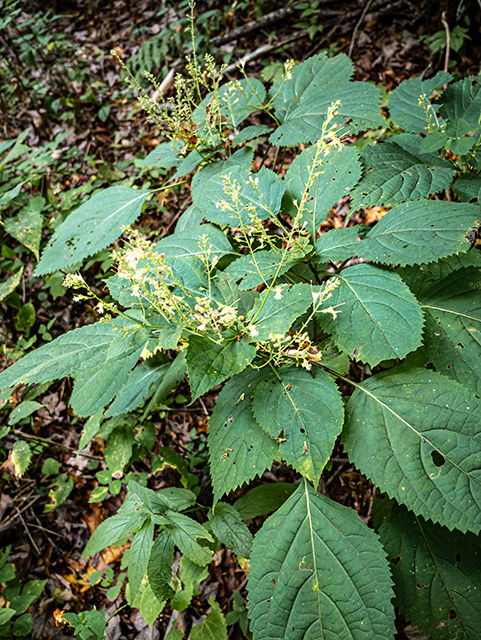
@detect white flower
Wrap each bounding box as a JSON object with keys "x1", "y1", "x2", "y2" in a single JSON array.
[
  {"x1": 247, "y1": 325, "x2": 259, "y2": 338},
  {"x1": 274, "y1": 287, "x2": 283, "y2": 301}
]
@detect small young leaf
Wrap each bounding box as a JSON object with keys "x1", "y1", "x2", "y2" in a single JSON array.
[
  {"x1": 190, "y1": 596, "x2": 227, "y2": 640},
  {"x1": 380, "y1": 503, "x2": 481, "y2": 640},
  {"x1": 44, "y1": 473, "x2": 74, "y2": 513},
  {"x1": 8, "y1": 400, "x2": 44, "y2": 426},
  {"x1": 165, "y1": 512, "x2": 214, "y2": 566},
  {"x1": 247, "y1": 480, "x2": 396, "y2": 640},
  {"x1": 11, "y1": 440, "x2": 32, "y2": 478},
  {"x1": 147, "y1": 531, "x2": 175, "y2": 601},
  {"x1": 78, "y1": 408, "x2": 104, "y2": 450},
  {"x1": 128, "y1": 518, "x2": 155, "y2": 601},
  {"x1": 208, "y1": 503, "x2": 253, "y2": 558},
  {"x1": 170, "y1": 555, "x2": 209, "y2": 612}
]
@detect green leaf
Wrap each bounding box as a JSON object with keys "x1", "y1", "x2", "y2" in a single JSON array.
[
  {"x1": 197, "y1": 167, "x2": 285, "y2": 227},
  {"x1": 388, "y1": 71, "x2": 452, "y2": 133},
  {"x1": 154, "y1": 223, "x2": 234, "y2": 264},
  {"x1": 448, "y1": 136, "x2": 475, "y2": 155},
  {"x1": 171, "y1": 555, "x2": 209, "y2": 611},
  {"x1": 218, "y1": 78, "x2": 266, "y2": 128},
  {"x1": 186, "y1": 333, "x2": 256, "y2": 402},
  {"x1": 128, "y1": 518, "x2": 155, "y2": 601},
  {"x1": 315, "y1": 226, "x2": 369, "y2": 262},
  {"x1": 419, "y1": 130, "x2": 448, "y2": 153},
  {"x1": 8, "y1": 400, "x2": 44, "y2": 425},
  {"x1": 453, "y1": 173, "x2": 481, "y2": 202},
  {"x1": 284, "y1": 145, "x2": 361, "y2": 236},
  {"x1": 147, "y1": 531, "x2": 175, "y2": 601},
  {"x1": 342, "y1": 368, "x2": 481, "y2": 533},
  {"x1": 137, "y1": 140, "x2": 183, "y2": 168},
  {"x1": 380, "y1": 503, "x2": 481, "y2": 640},
  {"x1": 11, "y1": 440, "x2": 31, "y2": 477},
  {"x1": 41, "y1": 457, "x2": 61, "y2": 475},
  {"x1": 208, "y1": 367, "x2": 279, "y2": 502},
  {"x1": 70, "y1": 328, "x2": 146, "y2": 417},
  {"x1": 351, "y1": 142, "x2": 455, "y2": 210},
  {"x1": 247, "y1": 480, "x2": 396, "y2": 640},
  {"x1": 224, "y1": 249, "x2": 299, "y2": 290},
  {"x1": 0, "y1": 564, "x2": 15, "y2": 583},
  {"x1": 89, "y1": 486, "x2": 109, "y2": 503},
  {"x1": 234, "y1": 482, "x2": 297, "y2": 519},
  {"x1": 270, "y1": 53, "x2": 384, "y2": 145},
  {"x1": 13, "y1": 612, "x2": 32, "y2": 636},
  {"x1": 190, "y1": 596, "x2": 227, "y2": 640},
  {"x1": 0, "y1": 267, "x2": 23, "y2": 302},
  {"x1": 4, "y1": 208, "x2": 42, "y2": 260},
  {"x1": 357, "y1": 200, "x2": 481, "y2": 266},
  {"x1": 0, "y1": 321, "x2": 121, "y2": 391},
  {"x1": 0, "y1": 180, "x2": 26, "y2": 208},
  {"x1": 44, "y1": 473, "x2": 74, "y2": 513},
  {"x1": 142, "y1": 351, "x2": 186, "y2": 420},
  {"x1": 252, "y1": 366, "x2": 344, "y2": 482},
  {"x1": 439, "y1": 76, "x2": 481, "y2": 130},
  {"x1": 445, "y1": 117, "x2": 472, "y2": 138},
  {"x1": 247, "y1": 283, "x2": 313, "y2": 341},
  {"x1": 104, "y1": 426, "x2": 133, "y2": 476},
  {"x1": 416, "y1": 267, "x2": 481, "y2": 395},
  {"x1": 140, "y1": 583, "x2": 165, "y2": 628},
  {"x1": 233, "y1": 124, "x2": 272, "y2": 146},
  {"x1": 152, "y1": 446, "x2": 197, "y2": 489},
  {"x1": 83, "y1": 512, "x2": 145, "y2": 558},
  {"x1": 208, "y1": 503, "x2": 253, "y2": 558},
  {"x1": 165, "y1": 512, "x2": 214, "y2": 566},
  {"x1": 79, "y1": 408, "x2": 104, "y2": 450},
  {"x1": 165, "y1": 628, "x2": 183, "y2": 640},
  {"x1": 316, "y1": 264, "x2": 424, "y2": 366},
  {"x1": 105, "y1": 358, "x2": 170, "y2": 419},
  {"x1": 36, "y1": 186, "x2": 150, "y2": 274},
  {"x1": 152, "y1": 487, "x2": 197, "y2": 512}
]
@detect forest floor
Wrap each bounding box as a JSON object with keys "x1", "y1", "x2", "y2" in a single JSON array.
[{"x1": 1, "y1": 1, "x2": 481, "y2": 639}]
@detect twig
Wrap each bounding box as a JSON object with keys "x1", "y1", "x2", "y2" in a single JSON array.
[
  {"x1": 14, "y1": 505, "x2": 40, "y2": 554},
  {"x1": 210, "y1": 3, "x2": 303, "y2": 46},
  {"x1": 11, "y1": 431, "x2": 102, "y2": 460},
  {"x1": 441, "y1": 11, "x2": 450, "y2": 74},
  {"x1": 348, "y1": 0, "x2": 374, "y2": 59}
]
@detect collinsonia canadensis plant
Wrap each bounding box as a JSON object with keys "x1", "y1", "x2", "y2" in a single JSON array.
[{"x1": 1, "y1": 46, "x2": 481, "y2": 638}]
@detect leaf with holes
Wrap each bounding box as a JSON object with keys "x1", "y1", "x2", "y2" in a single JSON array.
[
  {"x1": 247, "y1": 479, "x2": 396, "y2": 640},
  {"x1": 208, "y1": 367, "x2": 278, "y2": 504},
  {"x1": 316, "y1": 264, "x2": 424, "y2": 366},
  {"x1": 252, "y1": 366, "x2": 344, "y2": 483},
  {"x1": 342, "y1": 368, "x2": 481, "y2": 533},
  {"x1": 36, "y1": 186, "x2": 150, "y2": 274},
  {"x1": 416, "y1": 267, "x2": 481, "y2": 395},
  {"x1": 380, "y1": 502, "x2": 481, "y2": 640},
  {"x1": 356, "y1": 200, "x2": 481, "y2": 266},
  {"x1": 351, "y1": 142, "x2": 455, "y2": 210}
]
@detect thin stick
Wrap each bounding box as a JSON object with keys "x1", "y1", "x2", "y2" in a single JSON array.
[
  {"x1": 348, "y1": 0, "x2": 374, "y2": 59},
  {"x1": 441, "y1": 12, "x2": 450, "y2": 74},
  {"x1": 11, "y1": 431, "x2": 102, "y2": 460}
]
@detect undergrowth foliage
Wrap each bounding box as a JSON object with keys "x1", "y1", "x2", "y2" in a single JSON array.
[{"x1": 1, "y1": 30, "x2": 481, "y2": 640}]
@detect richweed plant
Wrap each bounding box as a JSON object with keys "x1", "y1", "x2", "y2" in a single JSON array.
[{"x1": 1, "y1": 32, "x2": 481, "y2": 640}]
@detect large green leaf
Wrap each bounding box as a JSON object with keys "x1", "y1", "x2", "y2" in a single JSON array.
[
  {"x1": 270, "y1": 53, "x2": 384, "y2": 146},
  {"x1": 247, "y1": 283, "x2": 312, "y2": 341},
  {"x1": 186, "y1": 333, "x2": 256, "y2": 402},
  {"x1": 190, "y1": 147, "x2": 253, "y2": 206},
  {"x1": 388, "y1": 71, "x2": 452, "y2": 133},
  {"x1": 0, "y1": 321, "x2": 120, "y2": 390},
  {"x1": 154, "y1": 223, "x2": 234, "y2": 263},
  {"x1": 380, "y1": 503, "x2": 481, "y2": 640},
  {"x1": 415, "y1": 267, "x2": 481, "y2": 395},
  {"x1": 36, "y1": 186, "x2": 150, "y2": 274},
  {"x1": 147, "y1": 532, "x2": 175, "y2": 601},
  {"x1": 284, "y1": 145, "x2": 361, "y2": 236},
  {"x1": 224, "y1": 248, "x2": 297, "y2": 290},
  {"x1": 252, "y1": 366, "x2": 344, "y2": 482},
  {"x1": 208, "y1": 367, "x2": 278, "y2": 503},
  {"x1": 357, "y1": 200, "x2": 481, "y2": 266},
  {"x1": 351, "y1": 142, "x2": 455, "y2": 210},
  {"x1": 453, "y1": 173, "x2": 481, "y2": 202},
  {"x1": 234, "y1": 482, "x2": 297, "y2": 519},
  {"x1": 165, "y1": 512, "x2": 214, "y2": 566},
  {"x1": 439, "y1": 75, "x2": 481, "y2": 130},
  {"x1": 342, "y1": 368, "x2": 481, "y2": 533},
  {"x1": 208, "y1": 503, "x2": 253, "y2": 558},
  {"x1": 316, "y1": 264, "x2": 424, "y2": 366},
  {"x1": 247, "y1": 480, "x2": 396, "y2": 640},
  {"x1": 83, "y1": 512, "x2": 145, "y2": 558}
]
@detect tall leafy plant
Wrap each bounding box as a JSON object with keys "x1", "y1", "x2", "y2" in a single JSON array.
[{"x1": 1, "y1": 47, "x2": 481, "y2": 638}]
